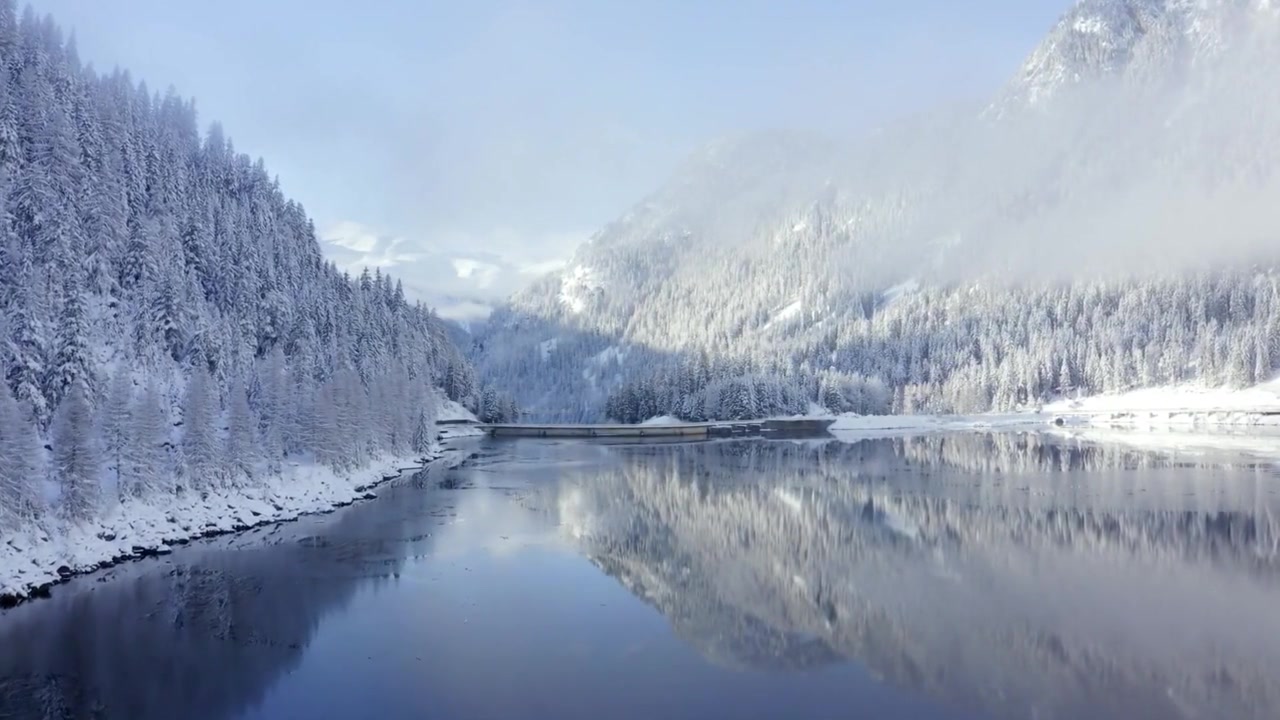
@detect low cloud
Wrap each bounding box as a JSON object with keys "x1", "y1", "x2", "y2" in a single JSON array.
[
  {"x1": 451, "y1": 258, "x2": 502, "y2": 288},
  {"x1": 320, "y1": 220, "x2": 584, "y2": 321},
  {"x1": 323, "y1": 222, "x2": 422, "y2": 271},
  {"x1": 518, "y1": 258, "x2": 568, "y2": 276}
]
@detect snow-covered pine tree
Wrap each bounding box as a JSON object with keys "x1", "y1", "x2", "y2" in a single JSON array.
[
  {"x1": 0, "y1": 0, "x2": 482, "y2": 528},
  {"x1": 0, "y1": 379, "x2": 41, "y2": 528},
  {"x1": 45, "y1": 270, "x2": 94, "y2": 411},
  {"x1": 127, "y1": 380, "x2": 171, "y2": 497},
  {"x1": 51, "y1": 379, "x2": 99, "y2": 522},
  {"x1": 820, "y1": 380, "x2": 845, "y2": 415},
  {"x1": 223, "y1": 376, "x2": 257, "y2": 484},
  {"x1": 255, "y1": 347, "x2": 287, "y2": 472},
  {"x1": 410, "y1": 397, "x2": 438, "y2": 456},
  {"x1": 281, "y1": 362, "x2": 309, "y2": 458},
  {"x1": 310, "y1": 378, "x2": 342, "y2": 470},
  {"x1": 6, "y1": 272, "x2": 47, "y2": 425},
  {"x1": 99, "y1": 369, "x2": 133, "y2": 500},
  {"x1": 444, "y1": 359, "x2": 476, "y2": 408},
  {"x1": 330, "y1": 367, "x2": 368, "y2": 469},
  {"x1": 380, "y1": 363, "x2": 414, "y2": 453},
  {"x1": 181, "y1": 366, "x2": 218, "y2": 490},
  {"x1": 478, "y1": 387, "x2": 501, "y2": 423}
]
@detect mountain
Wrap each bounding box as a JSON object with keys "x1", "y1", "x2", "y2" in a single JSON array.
[
  {"x1": 996, "y1": 0, "x2": 1268, "y2": 111},
  {"x1": 0, "y1": 1, "x2": 507, "y2": 548},
  {"x1": 475, "y1": 0, "x2": 1280, "y2": 422}
]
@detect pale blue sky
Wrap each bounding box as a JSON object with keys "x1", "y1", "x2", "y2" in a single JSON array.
[{"x1": 32, "y1": 0, "x2": 1069, "y2": 318}]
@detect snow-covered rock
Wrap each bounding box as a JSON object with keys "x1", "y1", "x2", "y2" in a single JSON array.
[{"x1": 994, "y1": 0, "x2": 1268, "y2": 113}]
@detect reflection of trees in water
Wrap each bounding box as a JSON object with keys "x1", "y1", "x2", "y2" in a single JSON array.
[
  {"x1": 896, "y1": 432, "x2": 1274, "y2": 474},
  {"x1": 0, "y1": 472, "x2": 439, "y2": 720},
  {"x1": 561, "y1": 436, "x2": 1280, "y2": 720},
  {"x1": 614, "y1": 437, "x2": 1280, "y2": 571}
]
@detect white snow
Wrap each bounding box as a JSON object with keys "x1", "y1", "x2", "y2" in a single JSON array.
[
  {"x1": 825, "y1": 377, "x2": 1280, "y2": 439},
  {"x1": 763, "y1": 299, "x2": 803, "y2": 330},
  {"x1": 0, "y1": 448, "x2": 463, "y2": 600},
  {"x1": 436, "y1": 399, "x2": 487, "y2": 439},
  {"x1": 558, "y1": 265, "x2": 602, "y2": 315},
  {"x1": 439, "y1": 424, "x2": 487, "y2": 440},
  {"x1": 1, "y1": 407, "x2": 483, "y2": 601},
  {"x1": 881, "y1": 278, "x2": 920, "y2": 305},
  {"x1": 576, "y1": 345, "x2": 631, "y2": 392},
  {"x1": 641, "y1": 415, "x2": 680, "y2": 426},
  {"x1": 1050, "y1": 425, "x2": 1280, "y2": 463},
  {"x1": 1044, "y1": 378, "x2": 1280, "y2": 427},
  {"x1": 830, "y1": 412, "x2": 1047, "y2": 437},
  {"x1": 590, "y1": 345, "x2": 629, "y2": 367},
  {"x1": 437, "y1": 398, "x2": 479, "y2": 423},
  {"x1": 806, "y1": 402, "x2": 833, "y2": 418},
  {"x1": 1073, "y1": 16, "x2": 1107, "y2": 35}
]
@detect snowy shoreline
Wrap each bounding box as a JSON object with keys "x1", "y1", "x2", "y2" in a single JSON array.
[
  {"x1": 828, "y1": 412, "x2": 1048, "y2": 436},
  {"x1": 0, "y1": 444, "x2": 476, "y2": 608}
]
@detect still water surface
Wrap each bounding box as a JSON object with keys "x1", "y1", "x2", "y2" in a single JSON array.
[{"x1": 2, "y1": 433, "x2": 1279, "y2": 719}]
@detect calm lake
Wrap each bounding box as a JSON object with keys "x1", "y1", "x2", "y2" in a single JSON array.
[{"x1": 2, "y1": 433, "x2": 1279, "y2": 720}]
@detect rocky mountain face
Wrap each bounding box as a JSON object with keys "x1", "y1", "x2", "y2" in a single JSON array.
[{"x1": 994, "y1": 0, "x2": 1266, "y2": 110}]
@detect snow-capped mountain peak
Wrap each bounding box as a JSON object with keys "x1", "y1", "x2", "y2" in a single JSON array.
[{"x1": 995, "y1": 0, "x2": 1269, "y2": 113}]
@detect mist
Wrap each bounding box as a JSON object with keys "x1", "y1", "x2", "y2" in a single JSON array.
[
  {"x1": 24, "y1": 0, "x2": 1277, "y2": 313},
  {"x1": 27, "y1": 0, "x2": 1070, "y2": 318},
  {"x1": 635, "y1": 0, "x2": 1280, "y2": 292},
  {"x1": 928, "y1": 14, "x2": 1280, "y2": 284}
]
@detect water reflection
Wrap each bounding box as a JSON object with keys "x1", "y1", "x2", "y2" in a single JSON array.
[
  {"x1": 549, "y1": 435, "x2": 1280, "y2": 720},
  {"x1": 2, "y1": 436, "x2": 1279, "y2": 720},
  {"x1": 0, "y1": 469, "x2": 448, "y2": 720}
]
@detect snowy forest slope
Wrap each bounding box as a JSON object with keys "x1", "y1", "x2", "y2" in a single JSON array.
[
  {"x1": 0, "y1": 1, "x2": 498, "y2": 546},
  {"x1": 475, "y1": 0, "x2": 1280, "y2": 422}
]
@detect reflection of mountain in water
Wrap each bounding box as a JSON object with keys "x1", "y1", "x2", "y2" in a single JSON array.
[
  {"x1": 558, "y1": 437, "x2": 1280, "y2": 720},
  {"x1": 0, "y1": 471, "x2": 441, "y2": 720},
  {"x1": 590, "y1": 553, "x2": 844, "y2": 673}
]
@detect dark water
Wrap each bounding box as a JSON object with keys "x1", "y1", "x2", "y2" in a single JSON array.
[{"x1": 3, "y1": 434, "x2": 1280, "y2": 720}]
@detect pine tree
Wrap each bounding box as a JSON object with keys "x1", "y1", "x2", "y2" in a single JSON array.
[
  {"x1": 479, "y1": 387, "x2": 501, "y2": 423},
  {"x1": 0, "y1": 6, "x2": 480, "y2": 524},
  {"x1": 256, "y1": 347, "x2": 287, "y2": 471},
  {"x1": 0, "y1": 380, "x2": 42, "y2": 528},
  {"x1": 311, "y1": 379, "x2": 342, "y2": 470},
  {"x1": 99, "y1": 369, "x2": 133, "y2": 500},
  {"x1": 45, "y1": 271, "x2": 94, "y2": 410},
  {"x1": 51, "y1": 380, "x2": 99, "y2": 522},
  {"x1": 181, "y1": 367, "x2": 218, "y2": 490},
  {"x1": 223, "y1": 377, "x2": 257, "y2": 484},
  {"x1": 6, "y1": 271, "x2": 47, "y2": 424},
  {"x1": 143, "y1": 272, "x2": 188, "y2": 362},
  {"x1": 411, "y1": 401, "x2": 437, "y2": 455},
  {"x1": 127, "y1": 381, "x2": 170, "y2": 497},
  {"x1": 820, "y1": 380, "x2": 845, "y2": 415}
]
